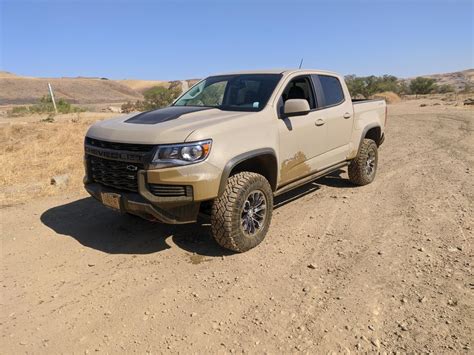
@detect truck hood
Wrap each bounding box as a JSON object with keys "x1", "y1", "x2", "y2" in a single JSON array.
[{"x1": 86, "y1": 106, "x2": 251, "y2": 144}]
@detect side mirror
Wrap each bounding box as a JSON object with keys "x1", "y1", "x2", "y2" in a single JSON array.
[{"x1": 284, "y1": 99, "x2": 310, "y2": 116}]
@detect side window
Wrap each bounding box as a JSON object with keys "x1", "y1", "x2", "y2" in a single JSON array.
[
  {"x1": 315, "y1": 75, "x2": 344, "y2": 108},
  {"x1": 281, "y1": 76, "x2": 317, "y2": 109}
]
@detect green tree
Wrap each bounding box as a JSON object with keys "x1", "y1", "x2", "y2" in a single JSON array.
[
  {"x1": 142, "y1": 86, "x2": 181, "y2": 110},
  {"x1": 409, "y1": 77, "x2": 437, "y2": 96},
  {"x1": 376, "y1": 75, "x2": 400, "y2": 93},
  {"x1": 398, "y1": 81, "x2": 411, "y2": 95},
  {"x1": 345, "y1": 75, "x2": 366, "y2": 98},
  {"x1": 345, "y1": 74, "x2": 402, "y2": 98}
]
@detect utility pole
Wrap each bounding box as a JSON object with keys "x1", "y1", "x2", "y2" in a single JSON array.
[{"x1": 48, "y1": 83, "x2": 58, "y2": 114}]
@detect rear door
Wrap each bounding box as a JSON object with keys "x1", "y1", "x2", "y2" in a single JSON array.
[{"x1": 311, "y1": 74, "x2": 353, "y2": 165}]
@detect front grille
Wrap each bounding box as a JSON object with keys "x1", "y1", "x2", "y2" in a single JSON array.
[
  {"x1": 85, "y1": 137, "x2": 155, "y2": 153},
  {"x1": 88, "y1": 156, "x2": 143, "y2": 192},
  {"x1": 148, "y1": 184, "x2": 193, "y2": 198}
]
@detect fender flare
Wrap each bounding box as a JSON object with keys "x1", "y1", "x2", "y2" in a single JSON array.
[
  {"x1": 218, "y1": 148, "x2": 278, "y2": 196},
  {"x1": 358, "y1": 123, "x2": 382, "y2": 151}
]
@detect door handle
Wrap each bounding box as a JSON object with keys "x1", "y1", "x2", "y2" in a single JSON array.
[
  {"x1": 315, "y1": 118, "x2": 325, "y2": 126},
  {"x1": 343, "y1": 112, "x2": 352, "y2": 119}
]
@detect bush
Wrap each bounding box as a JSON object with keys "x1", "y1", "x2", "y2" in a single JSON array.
[
  {"x1": 436, "y1": 84, "x2": 455, "y2": 94},
  {"x1": 9, "y1": 106, "x2": 30, "y2": 117},
  {"x1": 460, "y1": 83, "x2": 472, "y2": 93},
  {"x1": 8, "y1": 96, "x2": 85, "y2": 116},
  {"x1": 121, "y1": 100, "x2": 146, "y2": 113},
  {"x1": 409, "y1": 77, "x2": 437, "y2": 96}
]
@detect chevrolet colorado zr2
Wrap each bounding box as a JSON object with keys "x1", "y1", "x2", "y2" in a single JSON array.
[{"x1": 84, "y1": 69, "x2": 386, "y2": 252}]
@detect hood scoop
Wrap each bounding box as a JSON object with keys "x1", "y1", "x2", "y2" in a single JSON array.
[{"x1": 125, "y1": 106, "x2": 212, "y2": 125}]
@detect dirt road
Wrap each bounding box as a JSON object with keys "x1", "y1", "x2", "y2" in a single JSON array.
[{"x1": 2, "y1": 103, "x2": 473, "y2": 353}]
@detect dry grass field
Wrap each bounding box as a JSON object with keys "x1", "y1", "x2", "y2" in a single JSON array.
[{"x1": 0, "y1": 112, "x2": 114, "y2": 205}]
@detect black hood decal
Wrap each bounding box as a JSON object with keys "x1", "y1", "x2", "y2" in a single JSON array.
[{"x1": 125, "y1": 106, "x2": 213, "y2": 125}]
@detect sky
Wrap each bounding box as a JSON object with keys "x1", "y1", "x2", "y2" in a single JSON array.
[{"x1": 1, "y1": 0, "x2": 473, "y2": 80}]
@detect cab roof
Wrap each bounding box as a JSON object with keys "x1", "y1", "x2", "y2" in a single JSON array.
[{"x1": 214, "y1": 68, "x2": 341, "y2": 77}]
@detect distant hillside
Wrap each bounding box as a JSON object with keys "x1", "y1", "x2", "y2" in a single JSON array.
[
  {"x1": 408, "y1": 69, "x2": 473, "y2": 91},
  {"x1": 117, "y1": 79, "x2": 170, "y2": 93},
  {"x1": 0, "y1": 69, "x2": 471, "y2": 106},
  {"x1": 0, "y1": 71, "x2": 202, "y2": 105},
  {"x1": 0, "y1": 72, "x2": 145, "y2": 105}
]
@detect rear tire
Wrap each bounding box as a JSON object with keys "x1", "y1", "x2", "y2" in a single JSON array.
[
  {"x1": 211, "y1": 172, "x2": 273, "y2": 252},
  {"x1": 348, "y1": 138, "x2": 378, "y2": 186}
]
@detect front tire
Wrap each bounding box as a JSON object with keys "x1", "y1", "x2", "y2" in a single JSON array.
[
  {"x1": 348, "y1": 138, "x2": 378, "y2": 186},
  {"x1": 211, "y1": 172, "x2": 273, "y2": 252}
]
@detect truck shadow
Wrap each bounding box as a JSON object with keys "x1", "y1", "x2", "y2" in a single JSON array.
[
  {"x1": 315, "y1": 169, "x2": 357, "y2": 188},
  {"x1": 40, "y1": 173, "x2": 353, "y2": 257},
  {"x1": 40, "y1": 197, "x2": 225, "y2": 256}
]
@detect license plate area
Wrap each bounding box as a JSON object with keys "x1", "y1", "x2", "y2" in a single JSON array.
[{"x1": 101, "y1": 192, "x2": 121, "y2": 210}]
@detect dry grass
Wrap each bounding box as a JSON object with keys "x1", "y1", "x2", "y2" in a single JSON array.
[
  {"x1": 371, "y1": 91, "x2": 402, "y2": 103},
  {"x1": 117, "y1": 79, "x2": 170, "y2": 93},
  {"x1": 0, "y1": 113, "x2": 111, "y2": 205},
  {"x1": 0, "y1": 76, "x2": 143, "y2": 105}
]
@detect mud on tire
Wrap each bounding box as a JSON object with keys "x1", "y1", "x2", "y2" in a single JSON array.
[
  {"x1": 348, "y1": 138, "x2": 378, "y2": 186},
  {"x1": 211, "y1": 172, "x2": 273, "y2": 252}
]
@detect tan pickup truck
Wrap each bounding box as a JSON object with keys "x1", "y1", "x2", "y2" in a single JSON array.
[{"x1": 84, "y1": 69, "x2": 386, "y2": 252}]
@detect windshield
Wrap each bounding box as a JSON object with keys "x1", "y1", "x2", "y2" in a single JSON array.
[{"x1": 173, "y1": 74, "x2": 282, "y2": 111}]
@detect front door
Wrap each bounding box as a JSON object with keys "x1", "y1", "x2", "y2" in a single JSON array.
[{"x1": 277, "y1": 75, "x2": 327, "y2": 186}]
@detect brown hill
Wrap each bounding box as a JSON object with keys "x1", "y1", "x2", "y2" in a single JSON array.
[
  {"x1": 0, "y1": 74, "x2": 144, "y2": 105},
  {"x1": 117, "y1": 79, "x2": 170, "y2": 93},
  {"x1": 409, "y1": 69, "x2": 473, "y2": 91}
]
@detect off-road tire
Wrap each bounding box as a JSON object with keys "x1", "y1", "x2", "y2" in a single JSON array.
[
  {"x1": 348, "y1": 138, "x2": 378, "y2": 186},
  {"x1": 211, "y1": 172, "x2": 273, "y2": 252}
]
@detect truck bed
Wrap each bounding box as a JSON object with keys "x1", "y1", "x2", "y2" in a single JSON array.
[{"x1": 352, "y1": 98, "x2": 386, "y2": 133}]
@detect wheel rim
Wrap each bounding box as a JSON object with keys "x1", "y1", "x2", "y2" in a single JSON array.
[
  {"x1": 366, "y1": 150, "x2": 376, "y2": 176},
  {"x1": 240, "y1": 190, "x2": 267, "y2": 236}
]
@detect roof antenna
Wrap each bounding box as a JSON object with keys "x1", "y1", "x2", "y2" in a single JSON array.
[{"x1": 298, "y1": 58, "x2": 304, "y2": 69}]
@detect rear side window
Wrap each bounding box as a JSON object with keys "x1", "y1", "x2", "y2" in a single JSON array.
[{"x1": 316, "y1": 75, "x2": 345, "y2": 107}]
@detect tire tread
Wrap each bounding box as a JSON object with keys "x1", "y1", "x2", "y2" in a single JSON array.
[
  {"x1": 211, "y1": 172, "x2": 273, "y2": 252},
  {"x1": 348, "y1": 138, "x2": 378, "y2": 186}
]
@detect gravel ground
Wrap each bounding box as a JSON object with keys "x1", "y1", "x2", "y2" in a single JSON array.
[{"x1": 1, "y1": 102, "x2": 473, "y2": 353}]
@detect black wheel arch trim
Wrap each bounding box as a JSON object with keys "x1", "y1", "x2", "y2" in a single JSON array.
[
  {"x1": 218, "y1": 148, "x2": 278, "y2": 196},
  {"x1": 359, "y1": 123, "x2": 382, "y2": 151}
]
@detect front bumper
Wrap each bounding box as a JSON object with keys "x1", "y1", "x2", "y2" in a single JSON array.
[
  {"x1": 85, "y1": 182, "x2": 201, "y2": 224},
  {"x1": 84, "y1": 160, "x2": 222, "y2": 224}
]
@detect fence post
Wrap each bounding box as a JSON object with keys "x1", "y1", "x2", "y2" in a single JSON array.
[{"x1": 48, "y1": 83, "x2": 58, "y2": 114}]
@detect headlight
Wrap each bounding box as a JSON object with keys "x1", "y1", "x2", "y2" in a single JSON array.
[{"x1": 150, "y1": 140, "x2": 212, "y2": 169}]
